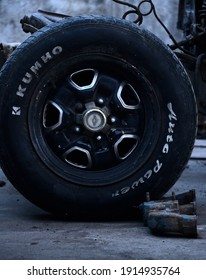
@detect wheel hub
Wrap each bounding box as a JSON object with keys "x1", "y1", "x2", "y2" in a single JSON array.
[{"x1": 83, "y1": 108, "x2": 107, "y2": 132}]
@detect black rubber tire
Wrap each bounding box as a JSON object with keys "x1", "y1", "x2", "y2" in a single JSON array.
[{"x1": 0, "y1": 16, "x2": 197, "y2": 217}]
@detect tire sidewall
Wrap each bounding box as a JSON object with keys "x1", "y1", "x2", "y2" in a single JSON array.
[{"x1": 0, "y1": 17, "x2": 196, "y2": 214}]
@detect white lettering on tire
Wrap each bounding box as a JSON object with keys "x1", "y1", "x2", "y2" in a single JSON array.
[
  {"x1": 112, "y1": 103, "x2": 177, "y2": 197},
  {"x1": 14, "y1": 46, "x2": 63, "y2": 100}
]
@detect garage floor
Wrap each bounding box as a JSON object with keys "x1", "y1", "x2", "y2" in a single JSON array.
[{"x1": 0, "y1": 142, "x2": 205, "y2": 260}]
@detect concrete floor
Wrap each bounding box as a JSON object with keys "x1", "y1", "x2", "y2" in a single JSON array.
[{"x1": 0, "y1": 156, "x2": 206, "y2": 260}]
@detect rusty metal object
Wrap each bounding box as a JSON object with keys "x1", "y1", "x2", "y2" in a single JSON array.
[
  {"x1": 140, "y1": 190, "x2": 197, "y2": 237},
  {"x1": 147, "y1": 212, "x2": 197, "y2": 237},
  {"x1": 162, "y1": 189, "x2": 196, "y2": 205},
  {"x1": 20, "y1": 10, "x2": 70, "y2": 34}
]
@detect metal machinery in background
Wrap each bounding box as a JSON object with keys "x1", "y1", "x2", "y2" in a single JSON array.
[
  {"x1": 113, "y1": 0, "x2": 206, "y2": 138},
  {"x1": 177, "y1": 0, "x2": 206, "y2": 137}
]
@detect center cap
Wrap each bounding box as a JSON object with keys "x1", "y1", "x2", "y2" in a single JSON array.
[{"x1": 83, "y1": 109, "x2": 107, "y2": 132}]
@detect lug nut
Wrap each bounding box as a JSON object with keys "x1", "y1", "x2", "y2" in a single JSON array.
[
  {"x1": 73, "y1": 126, "x2": 81, "y2": 133},
  {"x1": 109, "y1": 116, "x2": 117, "y2": 124},
  {"x1": 96, "y1": 135, "x2": 102, "y2": 141},
  {"x1": 96, "y1": 98, "x2": 104, "y2": 106}
]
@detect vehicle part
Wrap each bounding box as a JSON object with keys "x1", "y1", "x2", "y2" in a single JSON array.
[
  {"x1": 148, "y1": 212, "x2": 197, "y2": 237},
  {"x1": 176, "y1": 0, "x2": 206, "y2": 120},
  {"x1": 0, "y1": 15, "x2": 196, "y2": 217},
  {"x1": 140, "y1": 190, "x2": 197, "y2": 237},
  {"x1": 20, "y1": 10, "x2": 70, "y2": 34}
]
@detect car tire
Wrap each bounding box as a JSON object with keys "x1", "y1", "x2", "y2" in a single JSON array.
[{"x1": 0, "y1": 16, "x2": 197, "y2": 217}]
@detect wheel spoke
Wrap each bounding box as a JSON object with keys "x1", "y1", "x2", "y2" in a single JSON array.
[{"x1": 94, "y1": 75, "x2": 120, "y2": 107}]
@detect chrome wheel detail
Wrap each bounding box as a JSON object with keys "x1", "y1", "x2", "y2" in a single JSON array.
[
  {"x1": 117, "y1": 82, "x2": 140, "y2": 110},
  {"x1": 63, "y1": 146, "x2": 92, "y2": 169},
  {"x1": 114, "y1": 134, "x2": 139, "y2": 160},
  {"x1": 70, "y1": 69, "x2": 98, "y2": 90}
]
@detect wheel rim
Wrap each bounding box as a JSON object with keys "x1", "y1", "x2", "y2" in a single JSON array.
[
  {"x1": 42, "y1": 67, "x2": 142, "y2": 170},
  {"x1": 29, "y1": 55, "x2": 160, "y2": 185}
]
